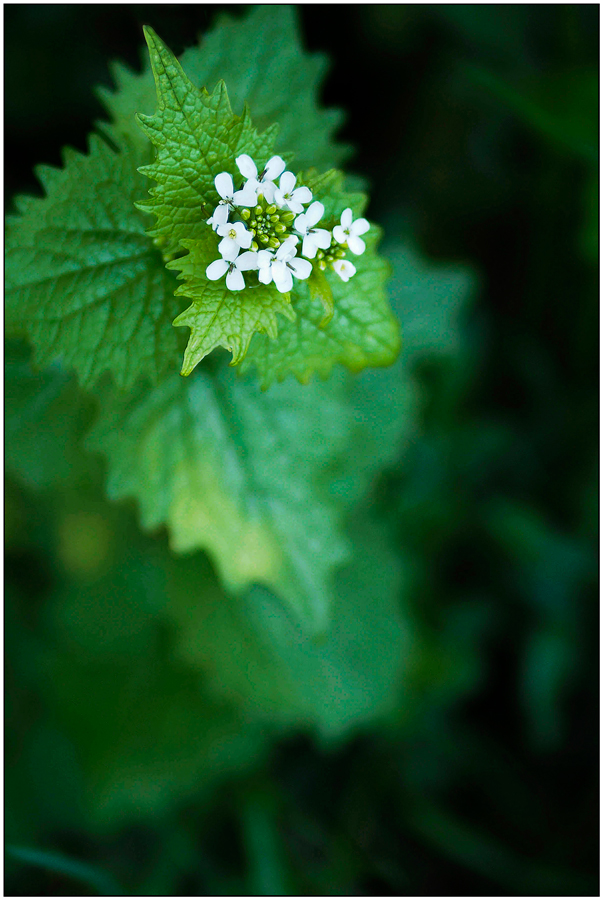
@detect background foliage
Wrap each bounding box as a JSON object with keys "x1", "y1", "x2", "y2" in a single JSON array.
[{"x1": 5, "y1": 4, "x2": 598, "y2": 896}]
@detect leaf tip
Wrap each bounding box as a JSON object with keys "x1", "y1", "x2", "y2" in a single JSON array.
[{"x1": 142, "y1": 24, "x2": 159, "y2": 47}]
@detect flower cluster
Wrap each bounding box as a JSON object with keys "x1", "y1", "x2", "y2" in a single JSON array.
[{"x1": 205, "y1": 155, "x2": 370, "y2": 293}]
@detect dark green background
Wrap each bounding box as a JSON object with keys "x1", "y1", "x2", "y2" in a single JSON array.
[{"x1": 5, "y1": 4, "x2": 598, "y2": 896}]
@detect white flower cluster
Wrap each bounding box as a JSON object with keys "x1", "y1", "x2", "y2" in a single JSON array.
[{"x1": 205, "y1": 154, "x2": 370, "y2": 293}]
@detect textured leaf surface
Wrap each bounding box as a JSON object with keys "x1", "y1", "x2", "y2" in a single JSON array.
[
  {"x1": 165, "y1": 516, "x2": 410, "y2": 739},
  {"x1": 88, "y1": 369, "x2": 359, "y2": 633},
  {"x1": 135, "y1": 26, "x2": 278, "y2": 257},
  {"x1": 241, "y1": 173, "x2": 401, "y2": 387},
  {"x1": 97, "y1": 6, "x2": 349, "y2": 170},
  {"x1": 5, "y1": 136, "x2": 179, "y2": 389},
  {"x1": 87, "y1": 240, "x2": 468, "y2": 632},
  {"x1": 171, "y1": 239, "x2": 295, "y2": 373}
]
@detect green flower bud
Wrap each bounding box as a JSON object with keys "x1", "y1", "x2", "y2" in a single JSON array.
[
  {"x1": 268, "y1": 237, "x2": 280, "y2": 249},
  {"x1": 266, "y1": 204, "x2": 277, "y2": 215},
  {"x1": 275, "y1": 223, "x2": 287, "y2": 234},
  {"x1": 255, "y1": 205, "x2": 263, "y2": 215},
  {"x1": 281, "y1": 212, "x2": 295, "y2": 224},
  {"x1": 259, "y1": 233, "x2": 270, "y2": 245},
  {"x1": 240, "y1": 208, "x2": 251, "y2": 220},
  {"x1": 270, "y1": 214, "x2": 280, "y2": 223},
  {"x1": 251, "y1": 240, "x2": 259, "y2": 251}
]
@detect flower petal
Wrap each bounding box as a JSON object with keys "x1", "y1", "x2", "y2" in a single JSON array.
[
  {"x1": 276, "y1": 236, "x2": 298, "y2": 261},
  {"x1": 218, "y1": 237, "x2": 239, "y2": 259},
  {"x1": 351, "y1": 217, "x2": 370, "y2": 236},
  {"x1": 332, "y1": 259, "x2": 356, "y2": 282},
  {"x1": 234, "y1": 223, "x2": 253, "y2": 248},
  {"x1": 233, "y1": 185, "x2": 258, "y2": 207},
  {"x1": 257, "y1": 250, "x2": 273, "y2": 269},
  {"x1": 347, "y1": 235, "x2": 366, "y2": 256},
  {"x1": 332, "y1": 225, "x2": 347, "y2": 244},
  {"x1": 264, "y1": 155, "x2": 286, "y2": 181},
  {"x1": 340, "y1": 207, "x2": 353, "y2": 229},
  {"x1": 301, "y1": 235, "x2": 318, "y2": 259},
  {"x1": 289, "y1": 257, "x2": 312, "y2": 280},
  {"x1": 306, "y1": 201, "x2": 325, "y2": 228},
  {"x1": 279, "y1": 171, "x2": 296, "y2": 194},
  {"x1": 211, "y1": 204, "x2": 230, "y2": 228},
  {"x1": 206, "y1": 258, "x2": 229, "y2": 280},
  {"x1": 226, "y1": 268, "x2": 245, "y2": 291},
  {"x1": 285, "y1": 198, "x2": 305, "y2": 215},
  {"x1": 235, "y1": 154, "x2": 257, "y2": 180},
  {"x1": 235, "y1": 250, "x2": 259, "y2": 271},
  {"x1": 293, "y1": 213, "x2": 308, "y2": 235},
  {"x1": 292, "y1": 186, "x2": 312, "y2": 205},
  {"x1": 258, "y1": 181, "x2": 276, "y2": 203},
  {"x1": 258, "y1": 267, "x2": 273, "y2": 284},
  {"x1": 273, "y1": 266, "x2": 293, "y2": 293},
  {"x1": 313, "y1": 228, "x2": 332, "y2": 250},
  {"x1": 215, "y1": 172, "x2": 234, "y2": 200},
  {"x1": 271, "y1": 260, "x2": 288, "y2": 282}
]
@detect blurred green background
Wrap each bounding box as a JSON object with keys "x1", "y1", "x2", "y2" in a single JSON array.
[{"x1": 5, "y1": 4, "x2": 598, "y2": 896}]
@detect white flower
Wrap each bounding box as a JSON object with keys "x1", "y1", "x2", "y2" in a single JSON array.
[
  {"x1": 294, "y1": 201, "x2": 331, "y2": 259},
  {"x1": 274, "y1": 171, "x2": 313, "y2": 214},
  {"x1": 216, "y1": 221, "x2": 253, "y2": 258},
  {"x1": 236, "y1": 154, "x2": 286, "y2": 183},
  {"x1": 271, "y1": 237, "x2": 312, "y2": 293},
  {"x1": 207, "y1": 204, "x2": 229, "y2": 230},
  {"x1": 214, "y1": 171, "x2": 257, "y2": 215},
  {"x1": 332, "y1": 259, "x2": 356, "y2": 282},
  {"x1": 256, "y1": 249, "x2": 276, "y2": 285},
  {"x1": 235, "y1": 154, "x2": 285, "y2": 204},
  {"x1": 333, "y1": 208, "x2": 370, "y2": 255},
  {"x1": 206, "y1": 244, "x2": 258, "y2": 292}
]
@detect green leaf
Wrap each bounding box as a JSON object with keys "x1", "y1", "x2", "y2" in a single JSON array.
[
  {"x1": 5, "y1": 136, "x2": 179, "y2": 389},
  {"x1": 239, "y1": 169, "x2": 400, "y2": 387},
  {"x1": 170, "y1": 238, "x2": 295, "y2": 374},
  {"x1": 88, "y1": 368, "x2": 358, "y2": 634},
  {"x1": 135, "y1": 26, "x2": 278, "y2": 258},
  {"x1": 241, "y1": 224, "x2": 401, "y2": 388},
  {"x1": 307, "y1": 266, "x2": 335, "y2": 327},
  {"x1": 164, "y1": 515, "x2": 409, "y2": 739},
  {"x1": 135, "y1": 27, "x2": 303, "y2": 369},
  {"x1": 5, "y1": 341, "x2": 96, "y2": 490},
  {"x1": 127, "y1": 27, "x2": 395, "y2": 380},
  {"x1": 97, "y1": 6, "x2": 349, "y2": 170}
]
